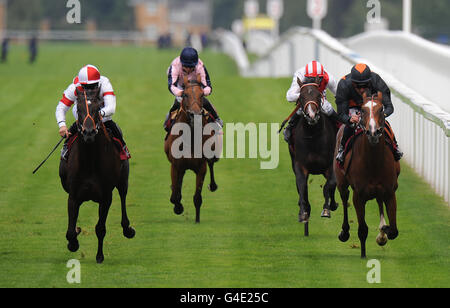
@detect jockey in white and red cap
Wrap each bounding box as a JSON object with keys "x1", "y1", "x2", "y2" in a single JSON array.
[
  {"x1": 55, "y1": 64, "x2": 129, "y2": 159},
  {"x1": 164, "y1": 47, "x2": 222, "y2": 132},
  {"x1": 283, "y1": 60, "x2": 339, "y2": 143}
]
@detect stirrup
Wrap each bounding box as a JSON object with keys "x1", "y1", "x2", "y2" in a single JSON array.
[
  {"x1": 283, "y1": 127, "x2": 291, "y2": 143},
  {"x1": 61, "y1": 144, "x2": 69, "y2": 161},
  {"x1": 336, "y1": 146, "x2": 345, "y2": 164}
]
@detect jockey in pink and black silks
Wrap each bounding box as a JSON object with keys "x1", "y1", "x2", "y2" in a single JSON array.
[
  {"x1": 164, "y1": 47, "x2": 223, "y2": 131},
  {"x1": 55, "y1": 64, "x2": 129, "y2": 159}
]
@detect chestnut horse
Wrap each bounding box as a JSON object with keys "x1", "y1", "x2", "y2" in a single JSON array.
[
  {"x1": 59, "y1": 87, "x2": 135, "y2": 263},
  {"x1": 164, "y1": 74, "x2": 219, "y2": 223},
  {"x1": 334, "y1": 91, "x2": 400, "y2": 258},
  {"x1": 289, "y1": 78, "x2": 339, "y2": 236}
]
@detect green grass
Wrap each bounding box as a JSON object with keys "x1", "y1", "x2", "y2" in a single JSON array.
[{"x1": 0, "y1": 43, "x2": 449, "y2": 288}]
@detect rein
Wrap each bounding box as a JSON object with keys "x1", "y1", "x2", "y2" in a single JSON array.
[
  {"x1": 82, "y1": 91, "x2": 96, "y2": 131},
  {"x1": 79, "y1": 90, "x2": 110, "y2": 141},
  {"x1": 300, "y1": 83, "x2": 323, "y2": 113}
]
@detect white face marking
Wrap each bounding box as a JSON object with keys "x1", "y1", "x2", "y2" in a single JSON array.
[
  {"x1": 364, "y1": 100, "x2": 377, "y2": 133},
  {"x1": 307, "y1": 105, "x2": 315, "y2": 118}
]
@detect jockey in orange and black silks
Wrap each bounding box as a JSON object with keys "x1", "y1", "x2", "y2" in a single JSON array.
[
  {"x1": 164, "y1": 47, "x2": 223, "y2": 132},
  {"x1": 335, "y1": 63, "x2": 403, "y2": 163},
  {"x1": 283, "y1": 60, "x2": 340, "y2": 143}
]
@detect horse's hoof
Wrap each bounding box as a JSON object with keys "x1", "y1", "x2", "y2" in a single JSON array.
[
  {"x1": 382, "y1": 226, "x2": 399, "y2": 240},
  {"x1": 321, "y1": 209, "x2": 331, "y2": 218},
  {"x1": 208, "y1": 183, "x2": 218, "y2": 192},
  {"x1": 96, "y1": 255, "x2": 104, "y2": 264},
  {"x1": 67, "y1": 240, "x2": 79, "y2": 252},
  {"x1": 338, "y1": 231, "x2": 350, "y2": 242},
  {"x1": 123, "y1": 227, "x2": 136, "y2": 239},
  {"x1": 376, "y1": 233, "x2": 388, "y2": 246},
  {"x1": 173, "y1": 204, "x2": 184, "y2": 215},
  {"x1": 298, "y1": 213, "x2": 309, "y2": 223},
  {"x1": 330, "y1": 202, "x2": 339, "y2": 211}
]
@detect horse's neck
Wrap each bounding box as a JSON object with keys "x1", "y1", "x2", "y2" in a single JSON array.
[
  {"x1": 77, "y1": 132, "x2": 111, "y2": 166},
  {"x1": 300, "y1": 115, "x2": 324, "y2": 134},
  {"x1": 357, "y1": 134, "x2": 386, "y2": 171}
]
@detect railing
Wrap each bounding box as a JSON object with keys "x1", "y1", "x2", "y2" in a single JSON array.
[{"x1": 242, "y1": 27, "x2": 450, "y2": 205}]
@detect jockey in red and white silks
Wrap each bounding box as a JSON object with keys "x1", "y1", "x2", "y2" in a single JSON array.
[
  {"x1": 55, "y1": 64, "x2": 129, "y2": 159},
  {"x1": 283, "y1": 61, "x2": 339, "y2": 143}
]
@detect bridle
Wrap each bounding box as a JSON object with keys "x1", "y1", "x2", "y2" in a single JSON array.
[
  {"x1": 179, "y1": 80, "x2": 204, "y2": 121},
  {"x1": 359, "y1": 95, "x2": 385, "y2": 142},
  {"x1": 77, "y1": 90, "x2": 102, "y2": 137},
  {"x1": 299, "y1": 83, "x2": 324, "y2": 125}
]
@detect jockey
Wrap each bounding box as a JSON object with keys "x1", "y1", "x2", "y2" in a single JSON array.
[
  {"x1": 164, "y1": 47, "x2": 223, "y2": 132},
  {"x1": 335, "y1": 63, "x2": 403, "y2": 164},
  {"x1": 284, "y1": 60, "x2": 339, "y2": 143},
  {"x1": 55, "y1": 64, "x2": 129, "y2": 159}
]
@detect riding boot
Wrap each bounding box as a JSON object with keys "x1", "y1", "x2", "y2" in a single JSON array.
[
  {"x1": 164, "y1": 99, "x2": 181, "y2": 132},
  {"x1": 61, "y1": 122, "x2": 78, "y2": 160},
  {"x1": 283, "y1": 111, "x2": 301, "y2": 144},
  {"x1": 203, "y1": 98, "x2": 223, "y2": 128},
  {"x1": 393, "y1": 140, "x2": 403, "y2": 161},
  {"x1": 336, "y1": 125, "x2": 354, "y2": 164},
  {"x1": 104, "y1": 120, "x2": 130, "y2": 157}
]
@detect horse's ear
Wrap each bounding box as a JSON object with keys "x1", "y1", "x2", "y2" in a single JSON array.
[
  {"x1": 377, "y1": 91, "x2": 382, "y2": 101},
  {"x1": 297, "y1": 77, "x2": 303, "y2": 87},
  {"x1": 183, "y1": 74, "x2": 189, "y2": 86},
  {"x1": 362, "y1": 90, "x2": 368, "y2": 101},
  {"x1": 197, "y1": 73, "x2": 202, "y2": 84}
]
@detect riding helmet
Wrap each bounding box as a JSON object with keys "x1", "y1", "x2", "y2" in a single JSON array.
[
  {"x1": 78, "y1": 64, "x2": 101, "y2": 85},
  {"x1": 180, "y1": 47, "x2": 199, "y2": 68},
  {"x1": 351, "y1": 63, "x2": 372, "y2": 84}
]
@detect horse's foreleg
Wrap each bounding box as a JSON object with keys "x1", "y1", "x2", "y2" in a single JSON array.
[
  {"x1": 294, "y1": 163, "x2": 310, "y2": 225},
  {"x1": 66, "y1": 196, "x2": 81, "y2": 253},
  {"x1": 321, "y1": 169, "x2": 338, "y2": 218},
  {"x1": 170, "y1": 164, "x2": 185, "y2": 215},
  {"x1": 95, "y1": 194, "x2": 112, "y2": 264},
  {"x1": 376, "y1": 198, "x2": 388, "y2": 246},
  {"x1": 194, "y1": 164, "x2": 207, "y2": 223},
  {"x1": 382, "y1": 194, "x2": 399, "y2": 240},
  {"x1": 353, "y1": 194, "x2": 368, "y2": 258},
  {"x1": 118, "y1": 162, "x2": 135, "y2": 239},
  {"x1": 207, "y1": 160, "x2": 218, "y2": 192}
]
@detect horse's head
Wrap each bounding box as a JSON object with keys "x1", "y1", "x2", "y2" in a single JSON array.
[
  {"x1": 297, "y1": 77, "x2": 323, "y2": 125},
  {"x1": 75, "y1": 86, "x2": 102, "y2": 143},
  {"x1": 360, "y1": 91, "x2": 385, "y2": 145},
  {"x1": 181, "y1": 74, "x2": 204, "y2": 121}
]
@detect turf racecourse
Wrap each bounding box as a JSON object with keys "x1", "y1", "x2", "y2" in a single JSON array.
[{"x1": 0, "y1": 43, "x2": 449, "y2": 288}]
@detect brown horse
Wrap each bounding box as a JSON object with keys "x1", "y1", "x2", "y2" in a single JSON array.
[
  {"x1": 59, "y1": 87, "x2": 135, "y2": 263},
  {"x1": 289, "y1": 78, "x2": 339, "y2": 236},
  {"x1": 164, "y1": 74, "x2": 219, "y2": 223},
  {"x1": 334, "y1": 91, "x2": 400, "y2": 258}
]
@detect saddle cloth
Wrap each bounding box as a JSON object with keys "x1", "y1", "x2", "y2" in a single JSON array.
[
  {"x1": 64, "y1": 133, "x2": 130, "y2": 161},
  {"x1": 337, "y1": 122, "x2": 399, "y2": 169}
]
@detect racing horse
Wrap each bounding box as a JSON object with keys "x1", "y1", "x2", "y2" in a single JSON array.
[
  {"x1": 334, "y1": 91, "x2": 400, "y2": 258},
  {"x1": 59, "y1": 87, "x2": 135, "y2": 263},
  {"x1": 289, "y1": 77, "x2": 339, "y2": 236},
  {"x1": 164, "y1": 73, "x2": 219, "y2": 223}
]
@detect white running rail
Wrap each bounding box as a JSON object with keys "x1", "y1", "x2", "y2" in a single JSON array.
[{"x1": 235, "y1": 27, "x2": 450, "y2": 205}]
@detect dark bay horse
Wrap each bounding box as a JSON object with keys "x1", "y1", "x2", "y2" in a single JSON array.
[
  {"x1": 289, "y1": 77, "x2": 339, "y2": 236},
  {"x1": 334, "y1": 91, "x2": 400, "y2": 258},
  {"x1": 59, "y1": 87, "x2": 135, "y2": 263},
  {"x1": 164, "y1": 74, "x2": 219, "y2": 223}
]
